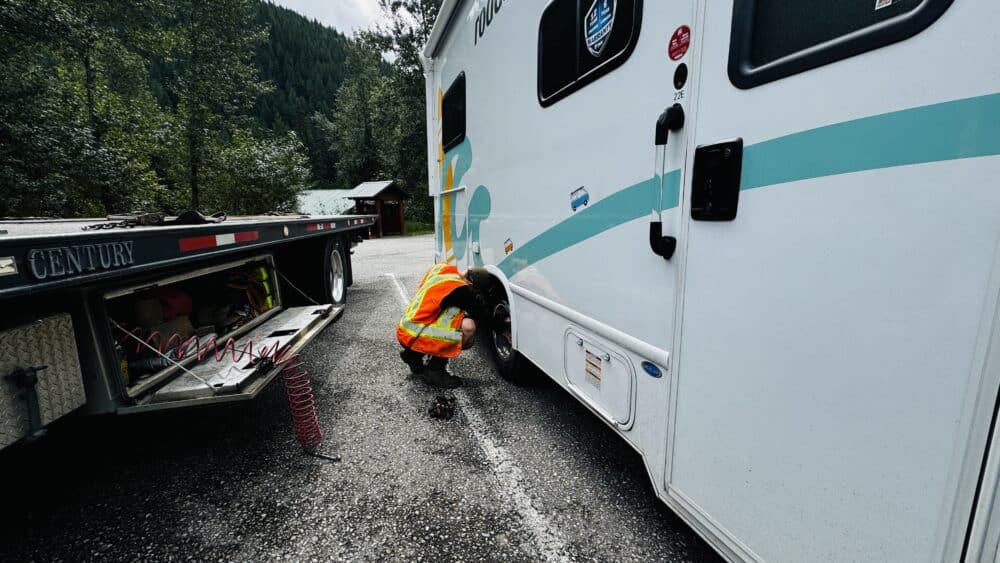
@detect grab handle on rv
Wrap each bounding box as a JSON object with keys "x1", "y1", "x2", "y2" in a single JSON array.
[
  {"x1": 649, "y1": 222, "x2": 677, "y2": 260},
  {"x1": 655, "y1": 104, "x2": 685, "y2": 146}
]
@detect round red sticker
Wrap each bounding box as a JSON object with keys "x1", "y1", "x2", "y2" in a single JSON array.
[{"x1": 669, "y1": 25, "x2": 691, "y2": 61}]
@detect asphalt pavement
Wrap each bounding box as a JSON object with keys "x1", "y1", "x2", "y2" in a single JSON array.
[{"x1": 0, "y1": 234, "x2": 719, "y2": 562}]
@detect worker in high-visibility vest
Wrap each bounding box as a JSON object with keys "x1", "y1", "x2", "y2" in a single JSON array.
[{"x1": 397, "y1": 263, "x2": 491, "y2": 388}]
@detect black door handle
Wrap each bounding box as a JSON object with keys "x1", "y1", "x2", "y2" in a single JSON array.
[
  {"x1": 649, "y1": 222, "x2": 677, "y2": 260},
  {"x1": 655, "y1": 104, "x2": 685, "y2": 146}
]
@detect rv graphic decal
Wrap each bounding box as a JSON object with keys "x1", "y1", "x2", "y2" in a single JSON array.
[
  {"x1": 436, "y1": 87, "x2": 492, "y2": 267},
  {"x1": 437, "y1": 136, "x2": 492, "y2": 268},
  {"x1": 585, "y1": 0, "x2": 616, "y2": 57},
  {"x1": 570, "y1": 187, "x2": 590, "y2": 211},
  {"x1": 496, "y1": 93, "x2": 1000, "y2": 281}
]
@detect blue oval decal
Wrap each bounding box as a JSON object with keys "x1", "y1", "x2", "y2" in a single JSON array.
[{"x1": 641, "y1": 361, "x2": 662, "y2": 378}]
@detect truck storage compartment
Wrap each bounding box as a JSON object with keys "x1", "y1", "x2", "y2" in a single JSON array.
[{"x1": 105, "y1": 255, "x2": 340, "y2": 411}]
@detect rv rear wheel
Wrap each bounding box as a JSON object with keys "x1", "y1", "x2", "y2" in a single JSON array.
[
  {"x1": 487, "y1": 298, "x2": 530, "y2": 385},
  {"x1": 323, "y1": 238, "x2": 347, "y2": 305}
]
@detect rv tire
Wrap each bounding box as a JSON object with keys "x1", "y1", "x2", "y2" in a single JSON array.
[{"x1": 487, "y1": 295, "x2": 530, "y2": 385}]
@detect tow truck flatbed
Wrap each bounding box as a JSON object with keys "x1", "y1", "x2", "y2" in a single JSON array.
[
  {"x1": 0, "y1": 214, "x2": 375, "y2": 298},
  {"x1": 0, "y1": 212, "x2": 374, "y2": 446}
]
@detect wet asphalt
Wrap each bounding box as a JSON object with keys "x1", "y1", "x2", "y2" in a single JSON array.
[{"x1": 0, "y1": 235, "x2": 720, "y2": 562}]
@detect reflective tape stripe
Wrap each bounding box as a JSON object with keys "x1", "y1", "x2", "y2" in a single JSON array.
[
  {"x1": 405, "y1": 274, "x2": 466, "y2": 320},
  {"x1": 399, "y1": 318, "x2": 462, "y2": 342},
  {"x1": 437, "y1": 306, "x2": 462, "y2": 327}
]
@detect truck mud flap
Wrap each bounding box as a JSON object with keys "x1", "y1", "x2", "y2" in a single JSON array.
[{"x1": 118, "y1": 304, "x2": 342, "y2": 413}]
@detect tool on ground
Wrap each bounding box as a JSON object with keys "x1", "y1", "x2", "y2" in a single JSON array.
[{"x1": 429, "y1": 395, "x2": 457, "y2": 420}]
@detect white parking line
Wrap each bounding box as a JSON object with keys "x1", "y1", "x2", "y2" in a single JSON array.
[
  {"x1": 386, "y1": 273, "x2": 411, "y2": 306},
  {"x1": 385, "y1": 273, "x2": 570, "y2": 563}
]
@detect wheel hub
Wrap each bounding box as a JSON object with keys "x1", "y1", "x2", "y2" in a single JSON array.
[
  {"x1": 329, "y1": 249, "x2": 345, "y2": 302},
  {"x1": 492, "y1": 302, "x2": 513, "y2": 362}
]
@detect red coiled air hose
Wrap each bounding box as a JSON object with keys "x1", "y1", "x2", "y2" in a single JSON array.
[
  {"x1": 278, "y1": 353, "x2": 323, "y2": 450},
  {"x1": 115, "y1": 327, "x2": 326, "y2": 453}
]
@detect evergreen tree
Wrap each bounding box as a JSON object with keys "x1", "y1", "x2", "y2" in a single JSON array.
[
  {"x1": 253, "y1": 2, "x2": 350, "y2": 186},
  {"x1": 331, "y1": 43, "x2": 385, "y2": 190},
  {"x1": 359, "y1": 0, "x2": 443, "y2": 222},
  {"x1": 166, "y1": 0, "x2": 269, "y2": 209},
  {"x1": 0, "y1": 0, "x2": 435, "y2": 219},
  {"x1": 0, "y1": 0, "x2": 165, "y2": 216}
]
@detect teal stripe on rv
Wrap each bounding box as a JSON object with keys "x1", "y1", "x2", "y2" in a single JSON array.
[
  {"x1": 497, "y1": 93, "x2": 1000, "y2": 279},
  {"x1": 741, "y1": 93, "x2": 1000, "y2": 190},
  {"x1": 497, "y1": 171, "x2": 680, "y2": 279}
]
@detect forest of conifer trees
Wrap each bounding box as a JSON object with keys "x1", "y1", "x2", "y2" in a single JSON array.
[{"x1": 0, "y1": 0, "x2": 439, "y2": 221}]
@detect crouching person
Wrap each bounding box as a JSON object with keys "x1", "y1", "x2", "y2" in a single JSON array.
[{"x1": 397, "y1": 263, "x2": 489, "y2": 388}]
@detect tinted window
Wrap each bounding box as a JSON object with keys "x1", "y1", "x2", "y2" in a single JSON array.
[
  {"x1": 442, "y1": 72, "x2": 466, "y2": 152},
  {"x1": 538, "y1": 0, "x2": 643, "y2": 107},
  {"x1": 730, "y1": 0, "x2": 953, "y2": 88},
  {"x1": 539, "y1": 0, "x2": 578, "y2": 101}
]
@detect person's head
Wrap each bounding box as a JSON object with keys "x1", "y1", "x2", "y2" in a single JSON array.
[{"x1": 464, "y1": 267, "x2": 491, "y2": 294}]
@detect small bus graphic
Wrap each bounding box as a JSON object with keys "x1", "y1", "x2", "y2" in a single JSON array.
[{"x1": 570, "y1": 187, "x2": 590, "y2": 211}]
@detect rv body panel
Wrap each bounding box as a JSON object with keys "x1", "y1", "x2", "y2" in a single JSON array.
[
  {"x1": 425, "y1": 0, "x2": 1000, "y2": 561},
  {"x1": 670, "y1": 1, "x2": 1000, "y2": 561}
]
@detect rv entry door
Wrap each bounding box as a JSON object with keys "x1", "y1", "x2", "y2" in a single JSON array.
[{"x1": 671, "y1": 1, "x2": 998, "y2": 562}]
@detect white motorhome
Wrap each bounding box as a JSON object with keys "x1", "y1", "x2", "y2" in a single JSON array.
[{"x1": 422, "y1": 1, "x2": 999, "y2": 561}]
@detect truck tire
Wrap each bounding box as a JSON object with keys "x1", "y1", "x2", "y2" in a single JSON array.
[
  {"x1": 486, "y1": 294, "x2": 531, "y2": 385},
  {"x1": 323, "y1": 238, "x2": 348, "y2": 305}
]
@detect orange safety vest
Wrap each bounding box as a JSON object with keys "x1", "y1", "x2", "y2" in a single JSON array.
[{"x1": 396, "y1": 263, "x2": 469, "y2": 358}]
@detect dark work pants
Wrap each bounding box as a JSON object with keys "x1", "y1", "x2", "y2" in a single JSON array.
[{"x1": 400, "y1": 346, "x2": 447, "y2": 370}]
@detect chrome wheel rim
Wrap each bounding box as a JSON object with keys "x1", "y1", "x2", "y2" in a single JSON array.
[
  {"x1": 492, "y1": 302, "x2": 513, "y2": 362},
  {"x1": 329, "y1": 249, "x2": 345, "y2": 302}
]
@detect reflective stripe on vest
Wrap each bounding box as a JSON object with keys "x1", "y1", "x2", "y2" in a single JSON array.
[
  {"x1": 396, "y1": 263, "x2": 468, "y2": 357},
  {"x1": 398, "y1": 306, "x2": 463, "y2": 343}
]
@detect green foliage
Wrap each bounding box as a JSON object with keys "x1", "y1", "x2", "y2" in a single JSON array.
[
  {"x1": 330, "y1": 43, "x2": 386, "y2": 191},
  {"x1": 404, "y1": 220, "x2": 435, "y2": 236},
  {"x1": 353, "y1": 0, "x2": 443, "y2": 223},
  {"x1": 0, "y1": 0, "x2": 165, "y2": 216},
  {"x1": 203, "y1": 130, "x2": 311, "y2": 214},
  {"x1": 164, "y1": 0, "x2": 271, "y2": 209},
  {"x1": 253, "y1": 2, "x2": 350, "y2": 185},
  {"x1": 0, "y1": 0, "x2": 441, "y2": 222}
]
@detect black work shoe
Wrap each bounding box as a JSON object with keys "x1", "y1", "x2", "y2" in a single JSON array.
[
  {"x1": 400, "y1": 350, "x2": 425, "y2": 375},
  {"x1": 420, "y1": 368, "x2": 462, "y2": 389}
]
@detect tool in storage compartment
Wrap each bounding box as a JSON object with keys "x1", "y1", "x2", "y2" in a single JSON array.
[
  {"x1": 106, "y1": 255, "x2": 282, "y2": 398},
  {"x1": 106, "y1": 254, "x2": 344, "y2": 421},
  {"x1": 0, "y1": 313, "x2": 85, "y2": 449}
]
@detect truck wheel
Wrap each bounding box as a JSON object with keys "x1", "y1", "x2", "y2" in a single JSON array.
[
  {"x1": 487, "y1": 297, "x2": 531, "y2": 385},
  {"x1": 324, "y1": 238, "x2": 347, "y2": 305}
]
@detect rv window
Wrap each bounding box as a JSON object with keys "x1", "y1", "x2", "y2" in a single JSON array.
[
  {"x1": 538, "y1": 0, "x2": 643, "y2": 107},
  {"x1": 729, "y1": 0, "x2": 953, "y2": 88},
  {"x1": 442, "y1": 72, "x2": 466, "y2": 152},
  {"x1": 539, "y1": 0, "x2": 578, "y2": 101}
]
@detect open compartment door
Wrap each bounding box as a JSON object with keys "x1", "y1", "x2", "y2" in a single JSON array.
[
  {"x1": 105, "y1": 253, "x2": 343, "y2": 413},
  {"x1": 119, "y1": 304, "x2": 341, "y2": 412}
]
